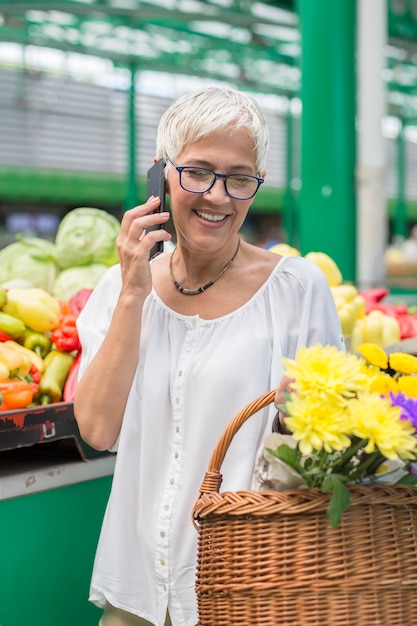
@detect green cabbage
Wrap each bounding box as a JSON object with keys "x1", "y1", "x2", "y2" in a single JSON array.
[
  {"x1": 55, "y1": 207, "x2": 120, "y2": 269},
  {"x1": 0, "y1": 236, "x2": 59, "y2": 293},
  {"x1": 52, "y1": 263, "x2": 109, "y2": 301}
]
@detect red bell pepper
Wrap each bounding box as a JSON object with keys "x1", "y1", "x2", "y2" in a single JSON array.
[
  {"x1": 68, "y1": 289, "x2": 93, "y2": 317},
  {"x1": 359, "y1": 288, "x2": 389, "y2": 304},
  {"x1": 0, "y1": 330, "x2": 13, "y2": 342},
  {"x1": 51, "y1": 314, "x2": 81, "y2": 352},
  {"x1": 62, "y1": 351, "x2": 81, "y2": 403}
]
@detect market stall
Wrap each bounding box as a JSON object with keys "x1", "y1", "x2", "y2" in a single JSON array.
[{"x1": 0, "y1": 208, "x2": 120, "y2": 626}]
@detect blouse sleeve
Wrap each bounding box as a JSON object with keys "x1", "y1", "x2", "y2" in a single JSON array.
[{"x1": 278, "y1": 256, "x2": 346, "y2": 354}]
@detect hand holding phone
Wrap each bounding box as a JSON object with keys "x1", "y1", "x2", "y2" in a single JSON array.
[{"x1": 146, "y1": 159, "x2": 166, "y2": 259}]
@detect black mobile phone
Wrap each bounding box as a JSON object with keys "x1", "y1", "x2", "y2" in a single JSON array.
[{"x1": 146, "y1": 159, "x2": 166, "y2": 259}]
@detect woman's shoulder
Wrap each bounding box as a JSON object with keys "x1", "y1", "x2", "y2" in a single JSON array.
[
  {"x1": 264, "y1": 252, "x2": 331, "y2": 296},
  {"x1": 247, "y1": 244, "x2": 323, "y2": 279}
]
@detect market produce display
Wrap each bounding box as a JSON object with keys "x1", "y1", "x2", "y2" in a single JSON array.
[
  {"x1": 272, "y1": 246, "x2": 417, "y2": 351},
  {"x1": 0, "y1": 207, "x2": 119, "y2": 414},
  {"x1": 0, "y1": 206, "x2": 120, "y2": 301},
  {"x1": 0, "y1": 286, "x2": 92, "y2": 413}
]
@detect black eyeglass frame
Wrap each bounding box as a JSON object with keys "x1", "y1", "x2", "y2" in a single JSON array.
[{"x1": 165, "y1": 158, "x2": 264, "y2": 200}]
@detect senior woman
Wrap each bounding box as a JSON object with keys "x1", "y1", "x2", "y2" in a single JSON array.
[{"x1": 74, "y1": 86, "x2": 345, "y2": 626}]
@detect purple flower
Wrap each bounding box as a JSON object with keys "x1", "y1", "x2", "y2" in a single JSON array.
[{"x1": 390, "y1": 392, "x2": 417, "y2": 428}]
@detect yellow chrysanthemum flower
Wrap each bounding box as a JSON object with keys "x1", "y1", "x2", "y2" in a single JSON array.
[
  {"x1": 282, "y1": 344, "x2": 366, "y2": 405},
  {"x1": 359, "y1": 362, "x2": 384, "y2": 392},
  {"x1": 358, "y1": 343, "x2": 389, "y2": 370},
  {"x1": 397, "y1": 375, "x2": 417, "y2": 397},
  {"x1": 389, "y1": 352, "x2": 417, "y2": 375},
  {"x1": 349, "y1": 392, "x2": 417, "y2": 460},
  {"x1": 370, "y1": 372, "x2": 398, "y2": 396},
  {"x1": 285, "y1": 393, "x2": 352, "y2": 456}
]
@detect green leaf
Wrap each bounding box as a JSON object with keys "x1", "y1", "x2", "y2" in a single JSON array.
[
  {"x1": 274, "y1": 403, "x2": 287, "y2": 414},
  {"x1": 266, "y1": 444, "x2": 303, "y2": 474},
  {"x1": 321, "y1": 476, "x2": 351, "y2": 529},
  {"x1": 397, "y1": 474, "x2": 417, "y2": 487}
]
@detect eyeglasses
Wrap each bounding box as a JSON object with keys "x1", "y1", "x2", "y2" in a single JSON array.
[{"x1": 166, "y1": 158, "x2": 264, "y2": 200}]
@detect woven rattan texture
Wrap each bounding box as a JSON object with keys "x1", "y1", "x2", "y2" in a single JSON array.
[
  {"x1": 193, "y1": 392, "x2": 417, "y2": 626},
  {"x1": 195, "y1": 486, "x2": 417, "y2": 625}
]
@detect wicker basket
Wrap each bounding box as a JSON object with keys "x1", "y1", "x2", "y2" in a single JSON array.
[{"x1": 192, "y1": 390, "x2": 417, "y2": 626}]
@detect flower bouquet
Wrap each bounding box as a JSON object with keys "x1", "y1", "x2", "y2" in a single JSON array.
[{"x1": 257, "y1": 343, "x2": 417, "y2": 529}]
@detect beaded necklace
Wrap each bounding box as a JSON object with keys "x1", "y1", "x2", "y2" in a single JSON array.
[{"x1": 169, "y1": 239, "x2": 240, "y2": 296}]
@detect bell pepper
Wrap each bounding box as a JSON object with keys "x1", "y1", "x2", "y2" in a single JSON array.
[
  {"x1": 57, "y1": 299, "x2": 72, "y2": 317},
  {"x1": 26, "y1": 363, "x2": 41, "y2": 395},
  {"x1": 0, "y1": 343, "x2": 31, "y2": 377},
  {"x1": 305, "y1": 252, "x2": 343, "y2": 286},
  {"x1": 350, "y1": 310, "x2": 401, "y2": 353},
  {"x1": 62, "y1": 351, "x2": 81, "y2": 402},
  {"x1": 0, "y1": 380, "x2": 36, "y2": 411},
  {"x1": 0, "y1": 362, "x2": 10, "y2": 382},
  {"x1": 68, "y1": 288, "x2": 93, "y2": 316},
  {"x1": 0, "y1": 311, "x2": 26, "y2": 339},
  {"x1": 331, "y1": 284, "x2": 365, "y2": 337},
  {"x1": 19, "y1": 329, "x2": 52, "y2": 359},
  {"x1": 2, "y1": 288, "x2": 60, "y2": 332},
  {"x1": 3, "y1": 340, "x2": 45, "y2": 373},
  {"x1": 35, "y1": 350, "x2": 75, "y2": 405},
  {"x1": 396, "y1": 313, "x2": 417, "y2": 340},
  {"x1": 51, "y1": 314, "x2": 81, "y2": 352},
  {"x1": 336, "y1": 300, "x2": 357, "y2": 336},
  {"x1": 0, "y1": 330, "x2": 13, "y2": 342},
  {"x1": 359, "y1": 288, "x2": 389, "y2": 306},
  {"x1": 0, "y1": 287, "x2": 7, "y2": 308}
]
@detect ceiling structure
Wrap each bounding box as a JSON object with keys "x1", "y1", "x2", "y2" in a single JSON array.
[
  {"x1": 0, "y1": 0, "x2": 301, "y2": 99},
  {"x1": 0, "y1": 0, "x2": 416, "y2": 120}
]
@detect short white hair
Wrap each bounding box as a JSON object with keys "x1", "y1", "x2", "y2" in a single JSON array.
[{"x1": 155, "y1": 87, "x2": 270, "y2": 174}]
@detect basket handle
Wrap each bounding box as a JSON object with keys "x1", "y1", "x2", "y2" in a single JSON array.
[{"x1": 198, "y1": 389, "x2": 276, "y2": 496}]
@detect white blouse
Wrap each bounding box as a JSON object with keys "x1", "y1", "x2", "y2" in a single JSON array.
[{"x1": 77, "y1": 255, "x2": 345, "y2": 626}]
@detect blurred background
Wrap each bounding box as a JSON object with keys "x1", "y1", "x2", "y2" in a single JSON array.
[
  {"x1": 1, "y1": 0, "x2": 417, "y2": 288},
  {"x1": 3, "y1": 4, "x2": 417, "y2": 626}
]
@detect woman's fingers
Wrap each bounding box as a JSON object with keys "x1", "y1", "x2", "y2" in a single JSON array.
[
  {"x1": 274, "y1": 375, "x2": 295, "y2": 409},
  {"x1": 118, "y1": 197, "x2": 171, "y2": 255},
  {"x1": 120, "y1": 197, "x2": 166, "y2": 238}
]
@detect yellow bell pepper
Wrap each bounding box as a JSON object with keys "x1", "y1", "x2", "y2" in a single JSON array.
[
  {"x1": 336, "y1": 301, "x2": 357, "y2": 336},
  {"x1": 0, "y1": 342, "x2": 31, "y2": 377},
  {"x1": 331, "y1": 284, "x2": 365, "y2": 337},
  {"x1": 269, "y1": 243, "x2": 301, "y2": 257},
  {"x1": 3, "y1": 340, "x2": 45, "y2": 373},
  {"x1": 0, "y1": 361, "x2": 10, "y2": 382},
  {"x1": 350, "y1": 310, "x2": 401, "y2": 353},
  {"x1": 305, "y1": 252, "x2": 343, "y2": 286},
  {"x1": 3, "y1": 288, "x2": 60, "y2": 333}
]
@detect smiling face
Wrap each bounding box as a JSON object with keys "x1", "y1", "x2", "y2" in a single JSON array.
[{"x1": 167, "y1": 129, "x2": 265, "y2": 253}]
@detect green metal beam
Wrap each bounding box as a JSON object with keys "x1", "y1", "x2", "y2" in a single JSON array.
[{"x1": 297, "y1": 0, "x2": 356, "y2": 281}]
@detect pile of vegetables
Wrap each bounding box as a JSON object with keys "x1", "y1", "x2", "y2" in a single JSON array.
[
  {"x1": 0, "y1": 207, "x2": 120, "y2": 301},
  {"x1": 0, "y1": 286, "x2": 92, "y2": 413},
  {"x1": 270, "y1": 245, "x2": 417, "y2": 350},
  {"x1": 0, "y1": 207, "x2": 119, "y2": 413}
]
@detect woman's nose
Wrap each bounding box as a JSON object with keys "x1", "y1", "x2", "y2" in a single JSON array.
[{"x1": 203, "y1": 176, "x2": 230, "y2": 203}]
